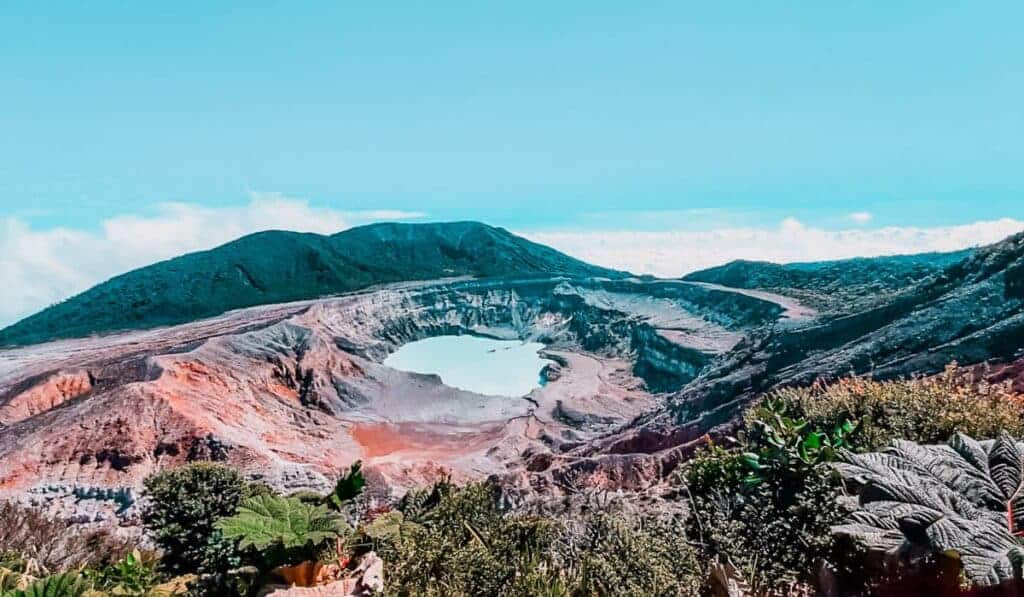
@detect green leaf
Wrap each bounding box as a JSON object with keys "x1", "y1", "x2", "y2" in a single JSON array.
[
  {"x1": 362, "y1": 511, "x2": 407, "y2": 542},
  {"x1": 2, "y1": 573, "x2": 90, "y2": 597},
  {"x1": 802, "y1": 432, "x2": 823, "y2": 451},
  {"x1": 834, "y1": 432, "x2": 1024, "y2": 587},
  {"x1": 740, "y1": 452, "x2": 763, "y2": 471},
  {"x1": 215, "y1": 495, "x2": 347, "y2": 551},
  {"x1": 328, "y1": 460, "x2": 366, "y2": 509}
]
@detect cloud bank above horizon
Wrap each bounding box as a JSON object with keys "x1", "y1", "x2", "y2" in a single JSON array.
[
  {"x1": 2, "y1": 196, "x2": 1021, "y2": 328},
  {"x1": 524, "y1": 217, "x2": 1024, "y2": 278}
]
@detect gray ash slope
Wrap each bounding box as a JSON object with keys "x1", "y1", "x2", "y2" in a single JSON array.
[
  {"x1": 667, "y1": 231, "x2": 1024, "y2": 440},
  {"x1": 2, "y1": 221, "x2": 1023, "y2": 510},
  {"x1": 0, "y1": 221, "x2": 625, "y2": 348}
]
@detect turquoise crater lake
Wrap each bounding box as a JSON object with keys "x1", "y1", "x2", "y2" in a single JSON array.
[{"x1": 383, "y1": 335, "x2": 555, "y2": 397}]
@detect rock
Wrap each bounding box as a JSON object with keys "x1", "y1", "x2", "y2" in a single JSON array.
[
  {"x1": 0, "y1": 275, "x2": 789, "y2": 518},
  {"x1": 265, "y1": 553, "x2": 383, "y2": 597}
]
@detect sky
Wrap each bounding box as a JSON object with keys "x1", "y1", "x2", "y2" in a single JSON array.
[{"x1": 2, "y1": 2, "x2": 1023, "y2": 326}]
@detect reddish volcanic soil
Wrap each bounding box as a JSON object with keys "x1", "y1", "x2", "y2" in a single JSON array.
[{"x1": 0, "y1": 276, "x2": 804, "y2": 520}]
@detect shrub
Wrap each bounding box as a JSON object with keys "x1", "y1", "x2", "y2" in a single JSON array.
[
  {"x1": 740, "y1": 397, "x2": 855, "y2": 493},
  {"x1": 767, "y1": 364, "x2": 1024, "y2": 451},
  {"x1": 86, "y1": 549, "x2": 162, "y2": 596},
  {"x1": 376, "y1": 482, "x2": 559, "y2": 597},
  {"x1": 0, "y1": 502, "x2": 132, "y2": 574},
  {"x1": 681, "y1": 398, "x2": 852, "y2": 592},
  {"x1": 834, "y1": 432, "x2": 1024, "y2": 588},
  {"x1": 558, "y1": 514, "x2": 701, "y2": 596},
  {"x1": 142, "y1": 463, "x2": 261, "y2": 573},
  {"x1": 215, "y1": 495, "x2": 348, "y2": 568},
  {"x1": 684, "y1": 457, "x2": 842, "y2": 592}
]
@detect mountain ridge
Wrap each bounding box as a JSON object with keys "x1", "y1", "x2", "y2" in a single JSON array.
[
  {"x1": 0, "y1": 221, "x2": 626, "y2": 347},
  {"x1": 683, "y1": 248, "x2": 973, "y2": 313}
]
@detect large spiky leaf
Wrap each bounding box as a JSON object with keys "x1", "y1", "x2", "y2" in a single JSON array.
[
  {"x1": 833, "y1": 432, "x2": 1024, "y2": 586},
  {"x1": 0, "y1": 573, "x2": 90, "y2": 597},
  {"x1": 215, "y1": 495, "x2": 347, "y2": 551},
  {"x1": 328, "y1": 460, "x2": 365, "y2": 509}
]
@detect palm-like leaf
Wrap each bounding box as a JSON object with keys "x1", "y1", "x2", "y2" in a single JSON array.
[
  {"x1": 215, "y1": 495, "x2": 347, "y2": 551},
  {"x1": 0, "y1": 573, "x2": 90, "y2": 597},
  {"x1": 833, "y1": 432, "x2": 1024, "y2": 586}
]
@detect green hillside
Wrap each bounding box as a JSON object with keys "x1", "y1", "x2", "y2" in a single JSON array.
[
  {"x1": 0, "y1": 222, "x2": 625, "y2": 347},
  {"x1": 683, "y1": 249, "x2": 972, "y2": 312}
]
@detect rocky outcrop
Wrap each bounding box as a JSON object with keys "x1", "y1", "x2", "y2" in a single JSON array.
[
  {"x1": 671, "y1": 232, "x2": 1024, "y2": 434},
  {"x1": 0, "y1": 370, "x2": 93, "y2": 426},
  {"x1": 0, "y1": 275, "x2": 797, "y2": 520},
  {"x1": 7, "y1": 233, "x2": 1019, "y2": 522}
]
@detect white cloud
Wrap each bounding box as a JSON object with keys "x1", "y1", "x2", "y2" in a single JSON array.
[
  {"x1": 0, "y1": 194, "x2": 424, "y2": 327},
  {"x1": 848, "y1": 211, "x2": 873, "y2": 224},
  {"x1": 3, "y1": 202, "x2": 1021, "y2": 331},
  {"x1": 350, "y1": 210, "x2": 428, "y2": 221},
  {"x1": 523, "y1": 217, "x2": 1024, "y2": 278}
]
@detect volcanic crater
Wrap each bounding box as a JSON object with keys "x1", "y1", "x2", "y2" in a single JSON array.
[{"x1": 0, "y1": 274, "x2": 800, "y2": 521}]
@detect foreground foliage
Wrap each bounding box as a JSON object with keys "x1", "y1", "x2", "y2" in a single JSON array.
[
  {"x1": 3, "y1": 368, "x2": 1022, "y2": 595},
  {"x1": 835, "y1": 432, "x2": 1024, "y2": 586},
  {"x1": 0, "y1": 502, "x2": 132, "y2": 574},
  {"x1": 217, "y1": 495, "x2": 346, "y2": 553},
  {"x1": 142, "y1": 463, "x2": 265, "y2": 573},
  {"x1": 373, "y1": 482, "x2": 559, "y2": 596},
  {"x1": 768, "y1": 364, "x2": 1024, "y2": 451},
  {"x1": 683, "y1": 398, "x2": 849, "y2": 592},
  {"x1": 370, "y1": 481, "x2": 701, "y2": 596}
]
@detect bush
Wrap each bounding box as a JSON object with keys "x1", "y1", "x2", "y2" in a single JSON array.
[
  {"x1": 681, "y1": 397, "x2": 852, "y2": 592},
  {"x1": 142, "y1": 463, "x2": 264, "y2": 573},
  {"x1": 558, "y1": 514, "x2": 701, "y2": 596},
  {"x1": 375, "y1": 482, "x2": 559, "y2": 597},
  {"x1": 766, "y1": 364, "x2": 1024, "y2": 451},
  {"x1": 85, "y1": 549, "x2": 162, "y2": 595},
  {"x1": 216, "y1": 494, "x2": 348, "y2": 569},
  {"x1": 685, "y1": 460, "x2": 843, "y2": 592},
  {"x1": 0, "y1": 502, "x2": 132, "y2": 575}
]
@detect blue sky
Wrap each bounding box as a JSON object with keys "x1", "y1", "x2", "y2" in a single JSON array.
[
  {"x1": 1, "y1": 2, "x2": 1024, "y2": 324},
  {"x1": 3, "y1": 1, "x2": 1023, "y2": 230}
]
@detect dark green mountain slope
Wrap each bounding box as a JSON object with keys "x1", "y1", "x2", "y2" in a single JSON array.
[
  {"x1": 673, "y1": 232, "x2": 1024, "y2": 427},
  {"x1": 0, "y1": 222, "x2": 625, "y2": 347},
  {"x1": 683, "y1": 250, "x2": 972, "y2": 313}
]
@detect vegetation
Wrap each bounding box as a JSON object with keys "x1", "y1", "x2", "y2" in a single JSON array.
[
  {"x1": 834, "y1": 432, "x2": 1024, "y2": 587},
  {"x1": 0, "y1": 502, "x2": 132, "y2": 575},
  {"x1": 216, "y1": 495, "x2": 347, "y2": 568},
  {"x1": 4, "y1": 368, "x2": 1024, "y2": 595},
  {"x1": 367, "y1": 481, "x2": 701, "y2": 596},
  {"x1": 142, "y1": 463, "x2": 267, "y2": 573},
  {"x1": 0, "y1": 222, "x2": 624, "y2": 347},
  {"x1": 767, "y1": 364, "x2": 1024, "y2": 450},
  {"x1": 682, "y1": 398, "x2": 850, "y2": 592},
  {"x1": 683, "y1": 249, "x2": 971, "y2": 312},
  {"x1": 371, "y1": 482, "x2": 560, "y2": 596}
]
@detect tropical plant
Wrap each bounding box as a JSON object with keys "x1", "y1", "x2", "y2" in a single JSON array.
[
  {"x1": 833, "y1": 432, "x2": 1024, "y2": 587},
  {"x1": 0, "y1": 572, "x2": 90, "y2": 597},
  {"x1": 768, "y1": 364, "x2": 1024, "y2": 451},
  {"x1": 740, "y1": 397, "x2": 855, "y2": 490},
  {"x1": 215, "y1": 495, "x2": 347, "y2": 557},
  {"x1": 86, "y1": 549, "x2": 161, "y2": 595},
  {"x1": 377, "y1": 482, "x2": 559, "y2": 596},
  {"x1": 680, "y1": 397, "x2": 853, "y2": 591},
  {"x1": 557, "y1": 514, "x2": 701, "y2": 596},
  {"x1": 327, "y1": 461, "x2": 366, "y2": 510},
  {"x1": 142, "y1": 463, "x2": 266, "y2": 573}
]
